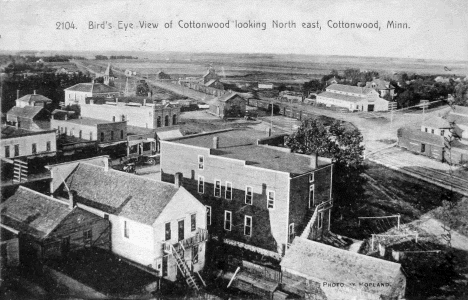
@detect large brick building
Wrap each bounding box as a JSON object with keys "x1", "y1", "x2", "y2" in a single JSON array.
[{"x1": 159, "y1": 129, "x2": 333, "y2": 259}]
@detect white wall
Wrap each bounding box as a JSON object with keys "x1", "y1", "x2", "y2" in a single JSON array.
[
  {"x1": 1, "y1": 131, "x2": 56, "y2": 158},
  {"x1": 81, "y1": 104, "x2": 154, "y2": 129}
]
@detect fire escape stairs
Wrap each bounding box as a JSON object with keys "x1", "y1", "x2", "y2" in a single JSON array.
[{"x1": 171, "y1": 244, "x2": 201, "y2": 291}]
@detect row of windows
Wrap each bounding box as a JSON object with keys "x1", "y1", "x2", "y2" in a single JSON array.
[
  {"x1": 4, "y1": 142, "x2": 51, "y2": 158},
  {"x1": 163, "y1": 213, "x2": 197, "y2": 242},
  {"x1": 424, "y1": 127, "x2": 445, "y2": 136},
  {"x1": 156, "y1": 115, "x2": 177, "y2": 127},
  {"x1": 57, "y1": 126, "x2": 124, "y2": 141},
  {"x1": 198, "y1": 176, "x2": 275, "y2": 209},
  {"x1": 221, "y1": 210, "x2": 252, "y2": 236}
]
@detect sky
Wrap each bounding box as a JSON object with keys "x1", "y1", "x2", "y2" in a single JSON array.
[{"x1": 0, "y1": 0, "x2": 467, "y2": 61}]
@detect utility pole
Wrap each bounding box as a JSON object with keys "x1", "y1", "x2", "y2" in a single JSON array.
[{"x1": 270, "y1": 100, "x2": 273, "y2": 132}]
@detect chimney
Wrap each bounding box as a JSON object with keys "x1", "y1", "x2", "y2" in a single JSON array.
[
  {"x1": 174, "y1": 172, "x2": 182, "y2": 188},
  {"x1": 68, "y1": 191, "x2": 75, "y2": 209},
  {"x1": 16, "y1": 90, "x2": 20, "y2": 99},
  {"x1": 310, "y1": 153, "x2": 318, "y2": 169},
  {"x1": 64, "y1": 114, "x2": 68, "y2": 121},
  {"x1": 143, "y1": 98, "x2": 147, "y2": 106},
  {"x1": 212, "y1": 137, "x2": 219, "y2": 149},
  {"x1": 113, "y1": 116, "x2": 116, "y2": 122},
  {"x1": 103, "y1": 157, "x2": 109, "y2": 172},
  {"x1": 33, "y1": 90, "x2": 37, "y2": 95}
]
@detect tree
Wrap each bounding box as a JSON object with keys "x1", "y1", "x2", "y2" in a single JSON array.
[
  {"x1": 286, "y1": 119, "x2": 365, "y2": 211},
  {"x1": 452, "y1": 81, "x2": 468, "y2": 106},
  {"x1": 302, "y1": 79, "x2": 324, "y2": 96},
  {"x1": 136, "y1": 81, "x2": 150, "y2": 96}
]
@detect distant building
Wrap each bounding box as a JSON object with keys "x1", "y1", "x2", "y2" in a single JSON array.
[
  {"x1": 47, "y1": 157, "x2": 208, "y2": 282},
  {"x1": 6, "y1": 106, "x2": 50, "y2": 131},
  {"x1": 316, "y1": 84, "x2": 390, "y2": 112},
  {"x1": 15, "y1": 91, "x2": 52, "y2": 108},
  {"x1": 64, "y1": 82, "x2": 120, "y2": 105},
  {"x1": 1, "y1": 125, "x2": 56, "y2": 159},
  {"x1": 81, "y1": 97, "x2": 181, "y2": 129},
  {"x1": 365, "y1": 78, "x2": 395, "y2": 99},
  {"x1": 258, "y1": 83, "x2": 274, "y2": 89},
  {"x1": 208, "y1": 92, "x2": 246, "y2": 119},
  {"x1": 280, "y1": 237, "x2": 406, "y2": 300},
  {"x1": 156, "y1": 71, "x2": 171, "y2": 80},
  {"x1": 51, "y1": 116, "x2": 127, "y2": 149},
  {"x1": 202, "y1": 66, "x2": 220, "y2": 84},
  {"x1": 0, "y1": 186, "x2": 111, "y2": 262},
  {"x1": 398, "y1": 106, "x2": 468, "y2": 164},
  {"x1": 160, "y1": 129, "x2": 333, "y2": 259}
]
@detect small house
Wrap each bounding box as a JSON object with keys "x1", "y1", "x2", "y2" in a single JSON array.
[{"x1": 208, "y1": 92, "x2": 246, "y2": 119}]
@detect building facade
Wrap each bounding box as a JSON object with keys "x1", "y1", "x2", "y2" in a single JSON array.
[
  {"x1": 64, "y1": 82, "x2": 120, "y2": 106},
  {"x1": 15, "y1": 91, "x2": 52, "y2": 108},
  {"x1": 159, "y1": 129, "x2": 333, "y2": 259},
  {"x1": 316, "y1": 84, "x2": 389, "y2": 112},
  {"x1": 1, "y1": 125, "x2": 57, "y2": 159},
  {"x1": 208, "y1": 93, "x2": 247, "y2": 119},
  {"x1": 47, "y1": 157, "x2": 208, "y2": 282}
]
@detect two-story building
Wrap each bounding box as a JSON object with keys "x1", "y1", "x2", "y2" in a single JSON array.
[
  {"x1": 208, "y1": 92, "x2": 246, "y2": 119},
  {"x1": 15, "y1": 91, "x2": 52, "y2": 108},
  {"x1": 159, "y1": 129, "x2": 333, "y2": 260},
  {"x1": 47, "y1": 156, "x2": 208, "y2": 284},
  {"x1": 64, "y1": 82, "x2": 120, "y2": 106},
  {"x1": 6, "y1": 106, "x2": 50, "y2": 131},
  {"x1": 316, "y1": 84, "x2": 389, "y2": 112},
  {"x1": 1, "y1": 125, "x2": 56, "y2": 160},
  {"x1": 365, "y1": 78, "x2": 395, "y2": 99}
]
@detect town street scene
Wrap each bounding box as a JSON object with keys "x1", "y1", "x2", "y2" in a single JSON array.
[{"x1": 1, "y1": 1, "x2": 468, "y2": 299}]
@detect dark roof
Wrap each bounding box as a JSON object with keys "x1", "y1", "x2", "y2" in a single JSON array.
[
  {"x1": 169, "y1": 129, "x2": 331, "y2": 174},
  {"x1": 1, "y1": 125, "x2": 55, "y2": 139},
  {"x1": 7, "y1": 106, "x2": 44, "y2": 119},
  {"x1": 0, "y1": 186, "x2": 71, "y2": 240},
  {"x1": 65, "y1": 163, "x2": 180, "y2": 224},
  {"x1": 281, "y1": 237, "x2": 403, "y2": 296},
  {"x1": 85, "y1": 96, "x2": 156, "y2": 105},
  {"x1": 16, "y1": 94, "x2": 52, "y2": 104},
  {"x1": 215, "y1": 92, "x2": 245, "y2": 103},
  {"x1": 422, "y1": 116, "x2": 451, "y2": 128},
  {"x1": 327, "y1": 84, "x2": 375, "y2": 95},
  {"x1": 366, "y1": 79, "x2": 395, "y2": 90},
  {"x1": 65, "y1": 83, "x2": 119, "y2": 94}
]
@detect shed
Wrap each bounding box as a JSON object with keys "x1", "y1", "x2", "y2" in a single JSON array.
[{"x1": 208, "y1": 92, "x2": 246, "y2": 119}]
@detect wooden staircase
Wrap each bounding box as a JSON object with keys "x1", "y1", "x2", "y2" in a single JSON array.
[{"x1": 170, "y1": 244, "x2": 201, "y2": 291}]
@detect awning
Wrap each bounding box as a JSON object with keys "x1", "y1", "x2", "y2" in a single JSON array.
[
  {"x1": 97, "y1": 141, "x2": 127, "y2": 148},
  {"x1": 157, "y1": 130, "x2": 183, "y2": 140}
]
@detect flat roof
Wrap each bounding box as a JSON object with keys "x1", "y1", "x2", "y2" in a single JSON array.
[
  {"x1": 168, "y1": 129, "x2": 331, "y2": 175},
  {"x1": 53, "y1": 117, "x2": 124, "y2": 126},
  {"x1": 1, "y1": 125, "x2": 55, "y2": 139}
]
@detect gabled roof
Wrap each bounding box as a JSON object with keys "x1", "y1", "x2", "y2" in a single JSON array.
[
  {"x1": 366, "y1": 78, "x2": 395, "y2": 90},
  {"x1": 204, "y1": 79, "x2": 219, "y2": 87},
  {"x1": 327, "y1": 84, "x2": 375, "y2": 95},
  {"x1": 399, "y1": 127, "x2": 445, "y2": 146},
  {"x1": 215, "y1": 92, "x2": 244, "y2": 103},
  {"x1": 65, "y1": 83, "x2": 119, "y2": 94},
  {"x1": 7, "y1": 106, "x2": 44, "y2": 119},
  {"x1": 422, "y1": 116, "x2": 451, "y2": 129},
  {"x1": 104, "y1": 63, "x2": 114, "y2": 77},
  {"x1": 0, "y1": 186, "x2": 71, "y2": 240},
  {"x1": 16, "y1": 94, "x2": 52, "y2": 104},
  {"x1": 318, "y1": 91, "x2": 364, "y2": 103},
  {"x1": 65, "y1": 163, "x2": 180, "y2": 225},
  {"x1": 281, "y1": 237, "x2": 403, "y2": 296}
]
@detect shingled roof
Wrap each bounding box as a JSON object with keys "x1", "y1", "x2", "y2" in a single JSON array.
[
  {"x1": 326, "y1": 84, "x2": 375, "y2": 95},
  {"x1": 0, "y1": 186, "x2": 71, "y2": 240},
  {"x1": 65, "y1": 83, "x2": 119, "y2": 94},
  {"x1": 16, "y1": 93, "x2": 52, "y2": 104},
  {"x1": 281, "y1": 237, "x2": 403, "y2": 296},
  {"x1": 65, "y1": 163, "x2": 180, "y2": 224},
  {"x1": 317, "y1": 91, "x2": 364, "y2": 103},
  {"x1": 422, "y1": 116, "x2": 451, "y2": 129},
  {"x1": 7, "y1": 106, "x2": 44, "y2": 119}
]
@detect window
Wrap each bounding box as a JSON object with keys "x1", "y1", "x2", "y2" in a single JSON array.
[
  {"x1": 198, "y1": 155, "x2": 204, "y2": 170},
  {"x1": 46, "y1": 141, "x2": 51, "y2": 152},
  {"x1": 156, "y1": 258, "x2": 162, "y2": 271},
  {"x1": 425, "y1": 127, "x2": 428, "y2": 132},
  {"x1": 120, "y1": 130, "x2": 124, "y2": 139},
  {"x1": 318, "y1": 212, "x2": 324, "y2": 229},
  {"x1": 165, "y1": 222, "x2": 171, "y2": 241},
  {"x1": 421, "y1": 143, "x2": 426, "y2": 152},
  {"x1": 164, "y1": 115, "x2": 169, "y2": 126},
  {"x1": 124, "y1": 221, "x2": 130, "y2": 238},
  {"x1": 431, "y1": 129, "x2": 434, "y2": 134},
  {"x1": 90, "y1": 132, "x2": 93, "y2": 140},
  {"x1": 100, "y1": 132, "x2": 105, "y2": 142},
  {"x1": 214, "y1": 180, "x2": 221, "y2": 197},
  {"x1": 198, "y1": 176, "x2": 205, "y2": 193},
  {"x1": 143, "y1": 142, "x2": 151, "y2": 151},
  {"x1": 440, "y1": 130, "x2": 445, "y2": 136},
  {"x1": 173, "y1": 114, "x2": 177, "y2": 125},
  {"x1": 14, "y1": 144, "x2": 19, "y2": 157},
  {"x1": 244, "y1": 216, "x2": 252, "y2": 236},
  {"x1": 288, "y1": 223, "x2": 295, "y2": 244},
  {"x1": 84, "y1": 229, "x2": 92, "y2": 243},
  {"x1": 309, "y1": 173, "x2": 314, "y2": 183},
  {"x1": 32, "y1": 143, "x2": 37, "y2": 155},
  {"x1": 267, "y1": 190, "x2": 275, "y2": 209},
  {"x1": 111, "y1": 131, "x2": 114, "y2": 140},
  {"x1": 224, "y1": 211, "x2": 232, "y2": 231},
  {"x1": 191, "y1": 214, "x2": 196, "y2": 232},
  {"x1": 206, "y1": 206, "x2": 211, "y2": 225},
  {"x1": 245, "y1": 186, "x2": 253, "y2": 205},
  {"x1": 64, "y1": 127, "x2": 68, "y2": 135},
  {"x1": 309, "y1": 184, "x2": 315, "y2": 208},
  {"x1": 4, "y1": 146, "x2": 10, "y2": 158},
  {"x1": 162, "y1": 256, "x2": 168, "y2": 276},
  {"x1": 157, "y1": 116, "x2": 161, "y2": 127},
  {"x1": 225, "y1": 182, "x2": 232, "y2": 199}
]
